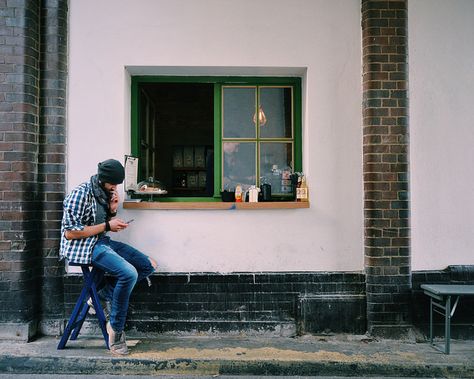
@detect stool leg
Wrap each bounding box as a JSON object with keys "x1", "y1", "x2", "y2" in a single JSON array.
[
  {"x1": 90, "y1": 280, "x2": 110, "y2": 349},
  {"x1": 57, "y1": 265, "x2": 110, "y2": 350},
  {"x1": 70, "y1": 295, "x2": 92, "y2": 340},
  {"x1": 57, "y1": 277, "x2": 93, "y2": 350},
  {"x1": 71, "y1": 267, "x2": 102, "y2": 340},
  {"x1": 71, "y1": 267, "x2": 109, "y2": 348}
]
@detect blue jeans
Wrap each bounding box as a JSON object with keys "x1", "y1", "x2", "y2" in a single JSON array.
[{"x1": 91, "y1": 236, "x2": 155, "y2": 332}]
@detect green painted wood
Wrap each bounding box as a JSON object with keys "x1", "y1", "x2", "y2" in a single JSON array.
[{"x1": 130, "y1": 76, "x2": 302, "y2": 201}]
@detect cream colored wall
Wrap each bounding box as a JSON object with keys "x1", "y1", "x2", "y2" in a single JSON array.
[
  {"x1": 68, "y1": 0, "x2": 363, "y2": 272},
  {"x1": 410, "y1": 0, "x2": 474, "y2": 270}
]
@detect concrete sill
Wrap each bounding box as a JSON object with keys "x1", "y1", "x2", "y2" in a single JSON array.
[{"x1": 123, "y1": 201, "x2": 310, "y2": 210}]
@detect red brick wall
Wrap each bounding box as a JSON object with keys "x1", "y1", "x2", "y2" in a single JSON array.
[
  {"x1": 362, "y1": 0, "x2": 411, "y2": 337},
  {"x1": 0, "y1": 0, "x2": 67, "y2": 338},
  {"x1": 38, "y1": 0, "x2": 68, "y2": 331},
  {"x1": 0, "y1": 1, "x2": 41, "y2": 331}
]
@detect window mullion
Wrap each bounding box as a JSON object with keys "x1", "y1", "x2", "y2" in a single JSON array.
[
  {"x1": 256, "y1": 86, "x2": 261, "y2": 186},
  {"x1": 214, "y1": 84, "x2": 222, "y2": 198}
]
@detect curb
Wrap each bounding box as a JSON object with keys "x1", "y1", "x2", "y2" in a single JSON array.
[{"x1": 1, "y1": 355, "x2": 473, "y2": 378}]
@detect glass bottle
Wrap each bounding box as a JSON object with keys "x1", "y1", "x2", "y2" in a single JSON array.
[
  {"x1": 297, "y1": 175, "x2": 309, "y2": 202},
  {"x1": 281, "y1": 166, "x2": 292, "y2": 194},
  {"x1": 235, "y1": 184, "x2": 243, "y2": 202},
  {"x1": 271, "y1": 165, "x2": 281, "y2": 194}
]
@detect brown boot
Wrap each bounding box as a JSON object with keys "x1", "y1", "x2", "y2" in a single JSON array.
[{"x1": 106, "y1": 321, "x2": 129, "y2": 355}]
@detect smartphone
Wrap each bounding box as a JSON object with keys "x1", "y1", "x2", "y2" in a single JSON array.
[{"x1": 126, "y1": 219, "x2": 135, "y2": 224}]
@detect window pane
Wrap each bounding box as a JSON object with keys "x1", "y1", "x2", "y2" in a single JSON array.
[
  {"x1": 260, "y1": 142, "x2": 293, "y2": 195},
  {"x1": 223, "y1": 142, "x2": 256, "y2": 190},
  {"x1": 223, "y1": 87, "x2": 256, "y2": 138},
  {"x1": 138, "y1": 83, "x2": 214, "y2": 197},
  {"x1": 259, "y1": 87, "x2": 292, "y2": 138}
]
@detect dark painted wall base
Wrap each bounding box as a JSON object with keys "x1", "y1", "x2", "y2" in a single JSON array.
[
  {"x1": 61, "y1": 271, "x2": 366, "y2": 337},
  {"x1": 297, "y1": 293, "x2": 366, "y2": 335},
  {"x1": 27, "y1": 267, "x2": 474, "y2": 340},
  {"x1": 368, "y1": 325, "x2": 415, "y2": 340}
]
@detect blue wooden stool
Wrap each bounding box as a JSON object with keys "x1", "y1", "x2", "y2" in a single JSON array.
[{"x1": 57, "y1": 263, "x2": 109, "y2": 350}]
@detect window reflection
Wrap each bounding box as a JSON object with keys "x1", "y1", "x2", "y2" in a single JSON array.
[
  {"x1": 223, "y1": 87, "x2": 256, "y2": 138},
  {"x1": 260, "y1": 142, "x2": 293, "y2": 195},
  {"x1": 223, "y1": 142, "x2": 256, "y2": 190},
  {"x1": 259, "y1": 87, "x2": 292, "y2": 138}
]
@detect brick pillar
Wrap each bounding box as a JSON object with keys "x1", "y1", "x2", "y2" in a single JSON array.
[
  {"x1": 38, "y1": 0, "x2": 68, "y2": 335},
  {"x1": 0, "y1": 0, "x2": 41, "y2": 341},
  {"x1": 362, "y1": 0, "x2": 411, "y2": 338}
]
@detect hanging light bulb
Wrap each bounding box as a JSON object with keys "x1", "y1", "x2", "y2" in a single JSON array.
[{"x1": 253, "y1": 106, "x2": 267, "y2": 126}]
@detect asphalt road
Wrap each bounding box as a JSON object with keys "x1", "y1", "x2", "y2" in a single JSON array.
[{"x1": 0, "y1": 375, "x2": 461, "y2": 379}]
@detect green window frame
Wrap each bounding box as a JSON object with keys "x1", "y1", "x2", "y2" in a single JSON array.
[{"x1": 131, "y1": 76, "x2": 302, "y2": 201}]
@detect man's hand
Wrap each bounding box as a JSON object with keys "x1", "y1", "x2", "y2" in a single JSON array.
[
  {"x1": 109, "y1": 218, "x2": 129, "y2": 232},
  {"x1": 109, "y1": 190, "x2": 119, "y2": 214},
  {"x1": 64, "y1": 217, "x2": 130, "y2": 240}
]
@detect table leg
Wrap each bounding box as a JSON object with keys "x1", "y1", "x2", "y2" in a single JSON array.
[
  {"x1": 445, "y1": 295, "x2": 451, "y2": 354},
  {"x1": 429, "y1": 297, "x2": 433, "y2": 345}
]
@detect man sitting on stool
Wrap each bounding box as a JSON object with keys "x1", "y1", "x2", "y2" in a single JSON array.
[{"x1": 60, "y1": 159, "x2": 157, "y2": 355}]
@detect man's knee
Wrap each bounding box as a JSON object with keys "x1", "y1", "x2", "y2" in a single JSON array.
[
  {"x1": 121, "y1": 266, "x2": 138, "y2": 285},
  {"x1": 148, "y1": 257, "x2": 158, "y2": 270}
]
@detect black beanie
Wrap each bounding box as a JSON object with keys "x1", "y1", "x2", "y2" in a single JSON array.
[{"x1": 97, "y1": 159, "x2": 125, "y2": 184}]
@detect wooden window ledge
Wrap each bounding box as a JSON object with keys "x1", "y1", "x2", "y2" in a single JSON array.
[{"x1": 123, "y1": 201, "x2": 310, "y2": 210}]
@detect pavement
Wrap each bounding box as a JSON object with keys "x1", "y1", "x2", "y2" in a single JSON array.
[{"x1": 0, "y1": 332, "x2": 473, "y2": 377}]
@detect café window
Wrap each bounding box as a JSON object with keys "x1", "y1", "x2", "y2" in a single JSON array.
[{"x1": 131, "y1": 77, "x2": 302, "y2": 201}]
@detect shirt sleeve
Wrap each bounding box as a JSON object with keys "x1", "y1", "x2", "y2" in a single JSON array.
[{"x1": 62, "y1": 186, "x2": 88, "y2": 231}]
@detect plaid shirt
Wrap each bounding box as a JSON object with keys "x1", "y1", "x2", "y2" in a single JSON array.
[{"x1": 60, "y1": 181, "x2": 98, "y2": 264}]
